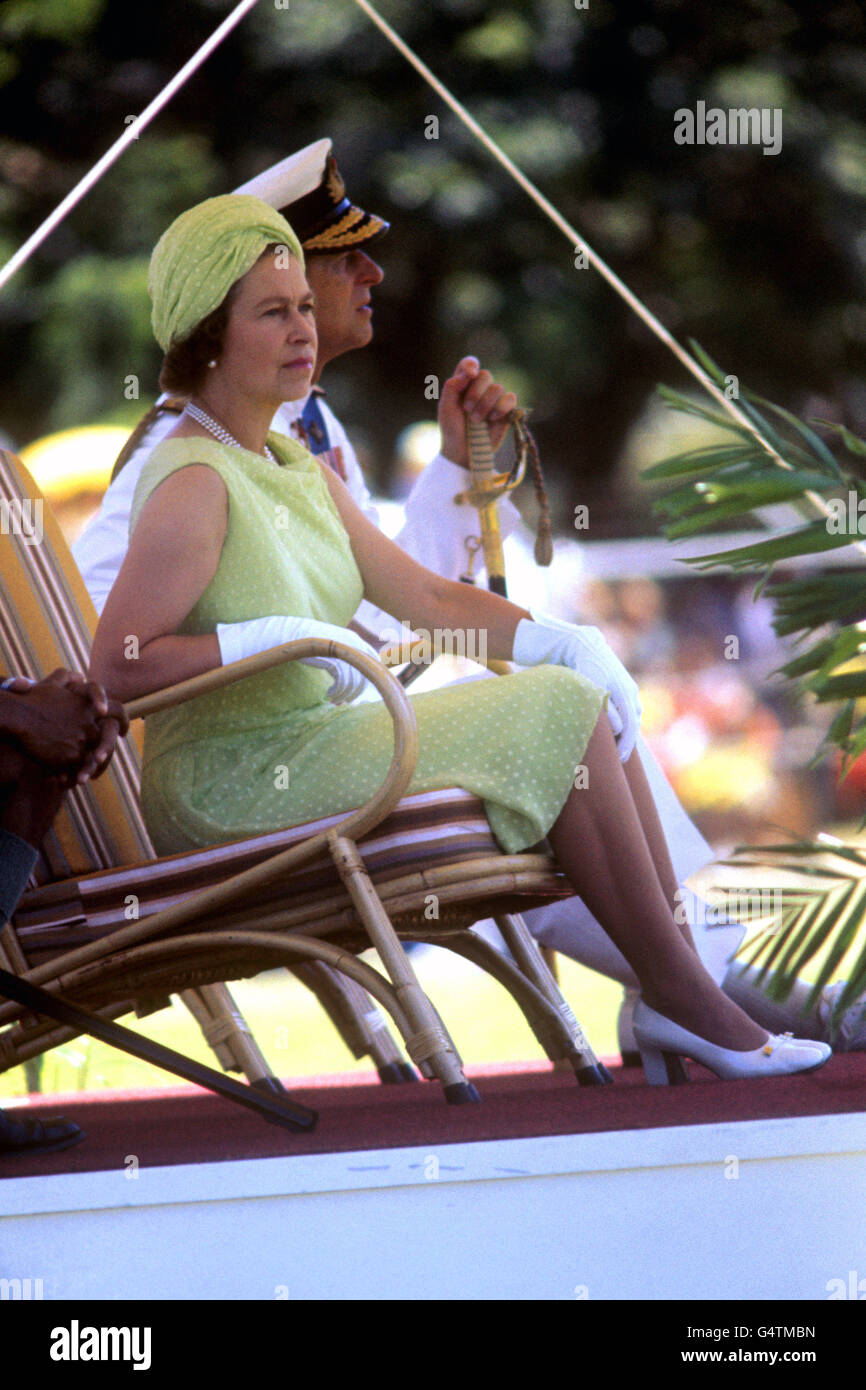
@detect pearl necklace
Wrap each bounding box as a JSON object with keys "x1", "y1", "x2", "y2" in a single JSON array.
[{"x1": 186, "y1": 402, "x2": 277, "y2": 464}]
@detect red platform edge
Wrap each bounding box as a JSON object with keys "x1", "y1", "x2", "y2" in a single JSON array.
[{"x1": 2, "y1": 1053, "x2": 865, "y2": 1179}]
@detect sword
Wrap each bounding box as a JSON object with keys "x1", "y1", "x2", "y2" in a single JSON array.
[
  {"x1": 462, "y1": 417, "x2": 565, "y2": 992},
  {"x1": 461, "y1": 410, "x2": 553, "y2": 588},
  {"x1": 461, "y1": 417, "x2": 513, "y2": 676},
  {"x1": 461, "y1": 411, "x2": 553, "y2": 671},
  {"x1": 379, "y1": 411, "x2": 552, "y2": 675},
  {"x1": 465, "y1": 417, "x2": 509, "y2": 598},
  {"x1": 378, "y1": 418, "x2": 510, "y2": 678}
]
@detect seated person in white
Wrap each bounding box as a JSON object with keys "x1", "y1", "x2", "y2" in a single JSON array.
[{"x1": 75, "y1": 140, "x2": 864, "y2": 1052}]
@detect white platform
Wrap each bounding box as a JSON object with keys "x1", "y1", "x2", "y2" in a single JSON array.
[{"x1": 2, "y1": 1111, "x2": 865, "y2": 1300}]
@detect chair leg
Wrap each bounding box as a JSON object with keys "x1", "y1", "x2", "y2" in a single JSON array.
[
  {"x1": 290, "y1": 962, "x2": 418, "y2": 1083},
  {"x1": 10, "y1": 931, "x2": 458, "y2": 1110},
  {"x1": 537, "y1": 945, "x2": 573, "y2": 1070},
  {"x1": 329, "y1": 833, "x2": 480, "y2": 1104},
  {"x1": 412, "y1": 929, "x2": 560, "y2": 1057},
  {"x1": 425, "y1": 922, "x2": 606, "y2": 1086},
  {"x1": 494, "y1": 915, "x2": 612, "y2": 1083},
  {"x1": 179, "y1": 984, "x2": 291, "y2": 1099},
  {"x1": 540, "y1": 944, "x2": 560, "y2": 980}
]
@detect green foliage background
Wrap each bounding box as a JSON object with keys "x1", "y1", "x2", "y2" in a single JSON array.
[{"x1": 0, "y1": 0, "x2": 864, "y2": 530}]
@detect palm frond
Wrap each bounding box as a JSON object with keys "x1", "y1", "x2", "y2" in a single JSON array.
[
  {"x1": 679, "y1": 519, "x2": 852, "y2": 569},
  {"x1": 709, "y1": 843, "x2": 866, "y2": 1035},
  {"x1": 648, "y1": 353, "x2": 866, "y2": 1016},
  {"x1": 646, "y1": 349, "x2": 866, "y2": 774},
  {"x1": 811, "y1": 419, "x2": 866, "y2": 461}
]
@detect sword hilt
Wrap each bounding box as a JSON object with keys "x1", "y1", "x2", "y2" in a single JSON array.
[
  {"x1": 466, "y1": 417, "x2": 498, "y2": 480},
  {"x1": 466, "y1": 418, "x2": 507, "y2": 596}
]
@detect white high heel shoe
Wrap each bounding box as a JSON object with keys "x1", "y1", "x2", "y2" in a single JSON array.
[{"x1": 633, "y1": 1000, "x2": 832, "y2": 1085}]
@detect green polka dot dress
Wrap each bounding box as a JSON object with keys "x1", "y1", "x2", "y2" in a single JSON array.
[{"x1": 130, "y1": 434, "x2": 607, "y2": 857}]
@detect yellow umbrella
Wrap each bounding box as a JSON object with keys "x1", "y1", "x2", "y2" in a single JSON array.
[{"x1": 19, "y1": 424, "x2": 131, "y2": 503}]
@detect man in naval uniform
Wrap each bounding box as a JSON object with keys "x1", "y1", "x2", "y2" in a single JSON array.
[{"x1": 74, "y1": 142, "x2": 863, "y2": 1051}]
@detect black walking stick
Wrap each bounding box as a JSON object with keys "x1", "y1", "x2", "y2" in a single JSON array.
[{"x1": 0, "y1": 967, "x2": 317, "y2": 1132}]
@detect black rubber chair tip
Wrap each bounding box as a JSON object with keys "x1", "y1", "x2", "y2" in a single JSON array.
[
  {"x1": 575, "y1": 1064, "x2": 609, "y2": 1087},
  {"x1": 598, "y1": 1062, "x2": 615, "y2": 1085},
  {"x1": 377, "y1": 1062, "x2": 419, "y2": 1085},
  {"x1": 251, "y1": 1076, "x2": 290, "y2": 1097},
  {"x1": 261, "y1": 1105, "x2": 318, "y2": 1132},
  {"x1": 444, "y1": 1081, "x2": 482, "y2": 1105},
  {"x1": 251, "y1": 1077, "x2": 318, "y2": 1131}
]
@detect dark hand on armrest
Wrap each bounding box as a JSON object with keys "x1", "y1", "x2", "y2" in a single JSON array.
[{"x1": 1, "y1": 669, "x2": 129, "y2": 784}]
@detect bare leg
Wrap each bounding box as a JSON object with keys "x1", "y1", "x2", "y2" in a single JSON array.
[
  {"x1": 621, "y1": 747, "x2": 696, "y2": 949},
  {"x1": 548, "y1": 719, "x2": 767, "y2": 1050},
  {"x1": 620, "y1": 748, "x2": 830, "y2": 1035}
]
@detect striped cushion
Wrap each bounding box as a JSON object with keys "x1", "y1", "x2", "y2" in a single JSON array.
[
  {"x1": 0, "y1": 451, "x2": 152, "y2": 878},
  {"x1": 12, "y1": 788, "x2": 570, "y2": 971}
]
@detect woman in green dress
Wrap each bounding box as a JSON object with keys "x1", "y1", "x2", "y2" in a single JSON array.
[{"x1": 90, "y1": 195, "x2": 829, "y2": 1083}]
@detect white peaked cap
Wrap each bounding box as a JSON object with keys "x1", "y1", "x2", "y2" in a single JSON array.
[{"x1": 232, "y1": 138, "x2": 332, "y2": 209}]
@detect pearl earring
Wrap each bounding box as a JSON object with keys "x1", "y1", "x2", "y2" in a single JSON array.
[{"x1": 208, "y1": 359, "x2": 217, "y2": 369}]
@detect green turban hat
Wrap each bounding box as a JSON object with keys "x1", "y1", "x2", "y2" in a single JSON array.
[{"x1": 148, "y1": 194, "x2": 305, "y2": 352}]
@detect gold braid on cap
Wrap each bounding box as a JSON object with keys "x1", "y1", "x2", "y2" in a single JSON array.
[
  {"x1": 302, "y1": 207, "x2": 368, "y2": 250},
  {"x1": 454, "y1": 409, "x2": 553, "y2": 567}
]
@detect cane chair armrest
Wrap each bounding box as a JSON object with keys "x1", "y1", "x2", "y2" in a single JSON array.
[
  {"x1": 125, "y1": 638, "x2": 419, "y2": 847},
  {"x1": 379, "y1": 636, "x2": 513, "y2": 680},
  {"x1": 0, "y1": 642, "x2": 421, "y2": 991}
]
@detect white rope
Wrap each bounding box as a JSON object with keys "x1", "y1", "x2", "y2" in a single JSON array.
[
  {"x1": 352, "y1": 0, "x2": 855, "y2": 543},
  {"x1": 0, "y1": 0, "x2": 262, "y2": 294}
]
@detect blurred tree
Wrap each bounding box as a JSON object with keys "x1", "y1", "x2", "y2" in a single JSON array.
[{"x1": 0, "y1": 0, "x2": 863, "y2": 532}]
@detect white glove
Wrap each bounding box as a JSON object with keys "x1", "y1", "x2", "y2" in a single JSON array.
[
  {"x1": 512, "y1": 610, "x2": 642, "y2": 762},
  {"x1": 216, "y1": 616, "x2": 381, "y2": 706}
]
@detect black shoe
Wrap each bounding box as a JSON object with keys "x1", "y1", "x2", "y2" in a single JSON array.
[{"x1": 0, "y1": 1110, "x2": 85, "y2": 1155}]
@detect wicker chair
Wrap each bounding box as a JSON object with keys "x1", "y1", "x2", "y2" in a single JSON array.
[
  {"x1": 0, "y1": 451, "x2": 606, "y2": 1118},
  {"x1": 0, "y1": 450, "x2": 415, "y2": 1095}
]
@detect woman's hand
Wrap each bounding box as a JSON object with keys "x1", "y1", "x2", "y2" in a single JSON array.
[
  {"x1": 216, "y1": 615, "x2": 382, "y2": 704},
  {"x1": 513, "y1": 614, "x2": 642, "y2": 762},
  {"x1": 437, "y1": 357, "x2": 518, "y2": 468}
]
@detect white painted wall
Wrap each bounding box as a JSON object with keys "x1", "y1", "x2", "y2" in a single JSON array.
[{"x1": 2, "y1": 1114, "x2": 864, "y2": 1300}]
